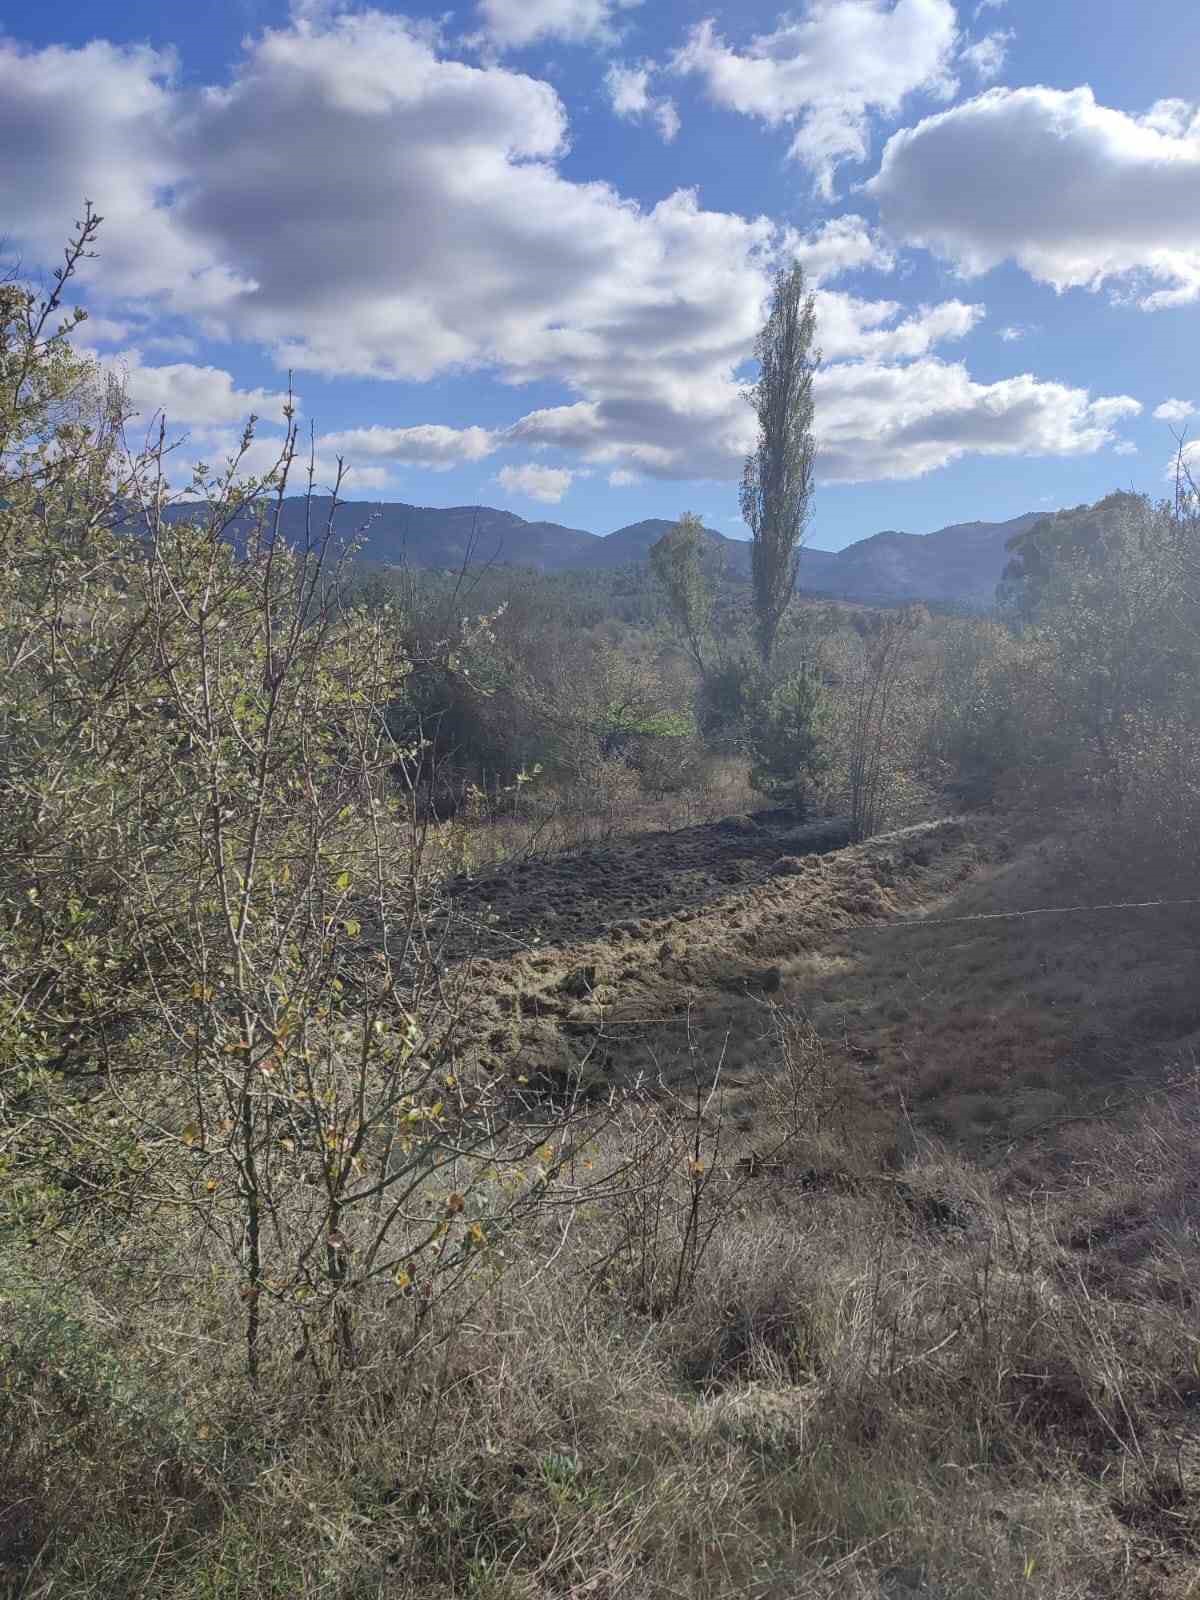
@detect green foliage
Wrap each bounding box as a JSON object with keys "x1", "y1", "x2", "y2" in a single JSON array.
[
  {"x1": 746, "y1": 668, "x2": 830, "y2": 816},
  {"x1": 741, "y1": 263, "x2": 819, "y2": 666},
  {"x1": 649, "y1": 511, "x2": 715, "y2": 670},
  {"x1": 1000, "y1": 491, "x2": 1145, "y2": 624},
  {"x1": 0, "y1": 217, "x2": 601, "y2": 1392},
  {"x1": 843, "y1": 607, "x2": 927, "y2": 841},
  {"x1": 922, "y1": 619, "x2": 1031, "y2": 808}
]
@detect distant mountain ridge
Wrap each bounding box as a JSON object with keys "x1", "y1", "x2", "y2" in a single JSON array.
[{"x1": 175, "y1": 495, "x2": 1047, "y2": 609}]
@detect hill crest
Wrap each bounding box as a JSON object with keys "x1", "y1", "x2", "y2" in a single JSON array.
[{"x1": 168, "y1": 493, "x2": 1046, "y2": 608}]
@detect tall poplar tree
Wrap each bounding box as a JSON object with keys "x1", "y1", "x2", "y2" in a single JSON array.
[{"x1": 740, "y1": 263, "x2": 819, "y2": 667}]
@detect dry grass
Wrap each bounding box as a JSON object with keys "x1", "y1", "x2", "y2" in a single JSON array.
[
  {"x1": 7, "y1": 1075, "x2": 1200, "y2": 1599},
  {"x1": 443, "y1": 758, "x2": 759, "y2": 877},
  {"x1": 6, "y1": 817, "x2": 1200, "y2": 1598}
]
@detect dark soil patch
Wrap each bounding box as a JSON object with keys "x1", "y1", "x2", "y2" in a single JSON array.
[{"x1": 433, "y1": 814, "x2": 853, "y2": 961}]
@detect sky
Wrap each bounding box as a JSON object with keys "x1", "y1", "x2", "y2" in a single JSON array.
[{"x1": 3, "y1": 0, "x2": 1198, "y2": 550}]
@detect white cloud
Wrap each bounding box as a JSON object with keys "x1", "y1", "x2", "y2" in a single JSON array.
[
  {"x1": 320, "y1": 424, "x2": 499, "y2": 468},
  {"x1": 108, "y1": 351, "x2": 292, "y2": 429},
  {"x1": 146, "y1": 422, "x2": 399, "y2": 496},
  {"x1": 505, "y1": 346, "x2": 1142, "y2": 487},
  {"x1": 788, "y1": 214, "x2": 897, "y2": 282},
  {"x1": 1113, "y1": 440, "x2": 1138, "y2": 455},
  {"x1": 608, "y1": 468, "x2": 641, "y2": 486},
  {"x1": 998, "y1": 324, "x2": 1030, "y2": 341},
  {"x1": 606, "y1": 61, "x2": 651, "y2": 116},
  {"x1": 1154, "y1": 398, "x2": 1196, "y2": 423},
  {"x1": 497, "y1": 463, "x2": 575, "y2": 502},
  {"x1": 507, "y1": 402, "x2": 603, "y2": 450},
  {"x1": 671, "y1": 0, "x2": 961, "y2": 197},
  {"x1": 2, "y1": 16, "x2": 1149, "y2": 492},
  {"x1": 959, "y1": 29, "x2": 1012, "y2": 82},
  {"x1": 605, "y1": 61, "x2": 679, "y2": 142},
  {"x1": 71, "y1": 314, "x2": 135, "y2": 348},
  {"x1": 868, "y1": 86, "x2": 1200, "y2": 309},
  {"x1": 0, "y1": 39, "x2": 252, "y2": 314},
  {"x1": 814, "y1": 292, "x2": 982, "y2": 360},
  {"x1": 655, "y1": 99, "x2": 682, "y2": 142},
  {"x1": 477, "y1": 0, "x2": 641, "y2": 50},
  {"x1": 815, "y1": 360, "x2": 1141, "y2": 483}
]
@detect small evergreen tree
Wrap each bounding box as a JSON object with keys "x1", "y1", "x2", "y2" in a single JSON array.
[{"x1": 747, "y1": 668, "x2": 829, "y2": 817}]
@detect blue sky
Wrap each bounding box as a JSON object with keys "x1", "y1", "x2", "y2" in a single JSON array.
[{"x1": 4, "y1": 0, "x2": 1198, "y2": 550}]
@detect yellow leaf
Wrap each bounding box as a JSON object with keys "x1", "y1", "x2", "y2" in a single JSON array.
[
  {"x1": 343, "y1": 919, "x2": 361, "y2": 938},
  {"x1": 181, "y1": 1124, "x2": 200, "y2": 1148}
]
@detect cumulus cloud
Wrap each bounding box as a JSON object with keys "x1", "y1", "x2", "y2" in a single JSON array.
[
  {"x1": 959, "y1": 29, "x2": 1012, "y2": 82},
  {"x1": 107, "y1": 351, "x2": 292, "y2": 429},
  {"x1": 671, "y1": 0, "x2": 960, "y2": 196},
  {"x1": 868, "y1": 86, "x2": 1200, "y2": 309},
  {"x1": 476, "y1": 0, "x2": 641, "y2": 50},
  {"x1": 2, "y1": 15, "x2": 1148, "y2": 490},
  {"x1": 787, "y1": 214, "x2": 897, "y2": 282},
  {"x1": 497, "y1": 463, "x2": 575, "y2": 502},
  {"x1": 0, "y1": 39, "x2": 252, "y2": 313},
  {"x1": 604, "y1": 62, "x2": 680, "y2": 142},
  {"x1": 814, "y1": 293, "x2": 982, "y2": 360},
  {"x1": 1154, "y1": 398, "x2": 1196, "y2": 423},
  {"x1": 816, "y1": 360, "x2": 1141, "y2": 483},
  {"x1": 319, "y1": 424, "x2": 500, "y2": 468}
]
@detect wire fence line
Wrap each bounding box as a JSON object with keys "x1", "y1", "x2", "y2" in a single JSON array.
[{"x1": 850, "y1": 897, "x2": 1200, "y2": 935}]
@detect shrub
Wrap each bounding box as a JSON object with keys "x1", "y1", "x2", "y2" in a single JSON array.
[{"x1": 747, "y1": 668, "x2": 830, "y2": 816}]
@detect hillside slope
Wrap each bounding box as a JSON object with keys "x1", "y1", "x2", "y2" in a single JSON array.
[{"x1": 165, "y1": 495, "x2": 1044, "y2": 607}]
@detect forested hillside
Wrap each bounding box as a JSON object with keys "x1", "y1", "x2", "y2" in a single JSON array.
[{"x1": 162, "y1": 494, "x2": 1046, "y2": 607}]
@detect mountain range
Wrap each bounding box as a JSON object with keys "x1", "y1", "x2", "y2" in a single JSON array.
[{"x1": 178, "y1": 496, "x2": 1049, "y2": 609}]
